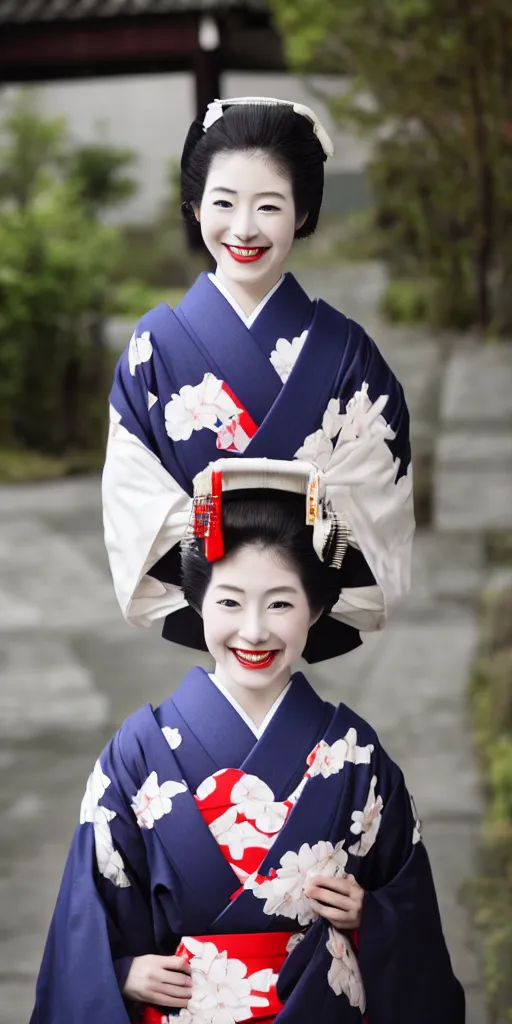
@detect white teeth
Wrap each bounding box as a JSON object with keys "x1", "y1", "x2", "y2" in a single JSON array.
[
  {"x1": 234, "y1": 650, "x2": 272, "y2": 662},
  {"x1": 228, "y1": 246, "x2": 262, "y2": 257}
]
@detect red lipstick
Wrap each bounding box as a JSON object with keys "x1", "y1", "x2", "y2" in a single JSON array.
[
  {"x1": 230, "y1": 649, "x2": 278, "y2": 670},
  {"x1": 222, "y1": 244, "x2": 269, "y2": 264}
]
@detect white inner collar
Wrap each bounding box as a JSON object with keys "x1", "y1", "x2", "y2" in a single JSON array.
[
  {"x1": 208, "y1": 672, "x2": 291, "y2": 739},
  {"x1": 208, "y1": 273, "x2": 284, "y2": 328}
]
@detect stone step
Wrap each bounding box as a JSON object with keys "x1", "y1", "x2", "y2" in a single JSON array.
[
  {"x1": 435, "y1": 432, "x2": 512, "y2": 531},
  {"x1": 0, "y1": 638, "x2": 109, "y2": 740},
  {"x1": 441, "y1": 345, "x2": 512, "y2": 427},
  {"x1": 0, "y1": 517, "x2": 119, "y2": 634}
]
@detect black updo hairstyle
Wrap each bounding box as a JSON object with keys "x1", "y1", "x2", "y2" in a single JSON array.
[
  {"x1": 181, "y1": 490, "x2": 343, "y2": 619},
  {"x1": 181, "y1": 103, "x2": 326, "y2": 240}
]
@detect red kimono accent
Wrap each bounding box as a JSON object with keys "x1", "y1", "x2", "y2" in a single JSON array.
[{"x1": 142, "y1": 761, "x2": 365, "y2": 1024}]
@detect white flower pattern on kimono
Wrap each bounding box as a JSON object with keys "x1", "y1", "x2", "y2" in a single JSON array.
[
  {"x1": 177, "y1": 937, "x2": 273, "y2": 1024},
  {"x1": 131, "y1": 771, "x2": 187, "y2": 829},
  {"x1": 210, "y1": 807, "x2": 275, "y2": 861},
  {"x1": 162, "y1": 726, "x2": 182, "y2": 750},
  {"x1": 248, "y1": 840, "x2": 348, "y2": 926},
  {"x1": 326, "y1": 927, "x2": 366, "y2": 1012},
  {"x1": 294, "y1": 428, "x2": 333, "y2": 470},
  {"x1": 93, "y1": 806, "x2": 131, "y2": 888},
  {"x1": 348, "y1": 774, "x2": 383, "y2": 856},
  {"x1": 269, "y1": 330, "x2": 308, "y2": 383},
  {"x1": 321, "y1": 398, "x2": 345, "y2": 439},
  {"x1": 164, "y1": 373, "x2": 240, "y2": 442},
  {"x1": 128, "y1": 330, "x2": 153, "y2": 377},
  {"x1": 337, "y1": 383, "x2": 394, "y2": 444},
  {"x1": 307, "y1": 730, "x2": 374, "y2": 780},
  {"x1": 411, "y1": 793, "x2": 422, "y2": 844},
  {"x1": 287, "y1": 777, "x2": 308, "y2": 806},
  {"x1": 293, "y1": 382, "x2": 397, "y2": 482},
  {"x1": 285, "y1": 932, "x2": 306, "y2": 954},
  {"x1": 216, "y1": 416, "x2": 251, "y2": 453},
  {"x1": 230, "y1": 775, "x2": 289, "y2": 834},
  {"x1": 80, "y1": 758, "x2": 111, "y2": 823},
  {"x1": 196, "y1": 775, "x2": 218, "y2": 800}
]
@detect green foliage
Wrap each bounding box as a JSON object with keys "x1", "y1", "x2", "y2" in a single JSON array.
[
  {"x1": 0, "y1": 180, "x2": 119, "y2": 453},
  {"x1": 270, "y1": 0, "x2": 512, "y2": 333},
  {"x1": 380, "y1": 278, "x2": 433, "y2": 325},
  {"x1": 111, "y1": 278, "x2": 185, "y2": 319},
  {"x1": 462, "y1": 824, "x2": 512, "y2": 1023},
  {"x1": 465, "y1": 577, "x2": 512, "y2": 1021},
  {"x1": 0, "y1": 90, "x2": 66, "y2": 209},
  {"x1": 0, "y1": 90, "x2": 133, "y2": 464},
  {"x1": 113, "y1": 161, "x2": 207, "y2": 291},
  {"x1": 66, "y1": 142, "x2": 138, "y2": 216}
]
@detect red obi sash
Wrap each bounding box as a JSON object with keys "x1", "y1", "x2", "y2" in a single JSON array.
[{"x1": 141, "y1": 930, "x2": 294, "y2": 1024}]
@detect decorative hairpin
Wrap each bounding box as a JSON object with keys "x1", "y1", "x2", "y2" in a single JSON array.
[
  {"x1": 202, "y1": 97, "x2": 335, "y2": 159},
  {"x1": 192, "y1": 468, "x2": 225, "y2": 562},
  {"x1": 190, "y1": 457, "x2": 351, "y2": 570},
  {"x1": 306, "y1": 472, "x2": 320, "y2": 525},
  {"x1": 313, "y1": 500, "x2": 350, "y2": 570}
]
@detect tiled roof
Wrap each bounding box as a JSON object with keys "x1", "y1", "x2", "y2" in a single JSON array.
[{"x1": 0, "y1": 0, "x2": 263, "y2": 22}]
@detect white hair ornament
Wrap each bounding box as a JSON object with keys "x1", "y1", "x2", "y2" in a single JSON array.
[
  {"x1": 202, "y1": 96, "x2": 335, "y2": 159},
  {"x1": 191, "y1": 457, "x2": 350, "y2": 569}
]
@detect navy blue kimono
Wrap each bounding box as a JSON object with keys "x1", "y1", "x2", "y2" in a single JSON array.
[
  {"x1": 103, "y1": 273, "x2": 415, "y2": 660},
  {"x1": 31, "y1": 669, "x2": 464, "y2": 1023}
]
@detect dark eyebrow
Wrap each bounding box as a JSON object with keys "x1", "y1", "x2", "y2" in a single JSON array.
[
  {"x1": 208, "y1": 187, "x2": 286, "y2": 200},
  {"x1": 213, "y1": 584, "x2": 298, "y2": 595}
]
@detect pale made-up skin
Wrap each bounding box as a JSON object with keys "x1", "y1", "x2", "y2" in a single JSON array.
[
  {"x1": 193, "y1": 149, "x2": 307, "y2": 318},
  {"x1": 122, "y1": 544, "x2": 364, "y2": 1007},
  {"x1": 202, "y1": 543, "x2": 319, "y2": 726}
]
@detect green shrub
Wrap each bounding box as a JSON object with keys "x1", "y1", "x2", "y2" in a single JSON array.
[
  {"x1": 380, "y1": 278, "x2": 433, "y2": 325},
  {"x1": 0, "y1": 90, "x2": 138, "y2": 472},
  {"x1": 462, "y1": 824, "x2": 512, "y2": 1024},
  {"x1": 0, "y1": 181, "x2": 119, "y2": 454},
  {"x1": 110, "y1": 278, "x2": 185, "y2": 319},
  {"x1": 464, "y1": 581, "x2": 512, "y2": 1022}
]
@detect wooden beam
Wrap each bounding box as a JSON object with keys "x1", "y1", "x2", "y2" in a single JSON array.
[{"x1": 0, "y1": 15, "x2": 200, "y2": 81}]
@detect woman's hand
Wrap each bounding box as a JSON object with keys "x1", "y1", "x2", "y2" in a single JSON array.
[
  {"x1": 304, "y1": 872, "x2": 365, "y2": 929},
  {"x1": 122, "y1": 954, "x2": 192, "y2": 1007}
]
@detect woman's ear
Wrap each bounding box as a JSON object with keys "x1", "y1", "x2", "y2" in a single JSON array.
[
  {"x1": 296, "y1": 211, "x2": 308, "y2": 231},
  {"x1": 192, "y1": 202, "x2": 201, "y2": 223}
]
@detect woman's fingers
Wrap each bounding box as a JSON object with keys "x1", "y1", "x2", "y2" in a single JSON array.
[
  {"x1": 122, "y1": 953, "x2": 193, "y2": 1004},
  {"x1": 306, "y1": 875, "x2": 354, "y2": 898},
  {"x1": 158, "y1": 968, "x2": 193, "y2": 986},
  {"x1": 309, "y1": 898, "x2": 359, "y2": 927},
  {"x1": 306, "y1": 884, "x2": 354, "y2": 909}
]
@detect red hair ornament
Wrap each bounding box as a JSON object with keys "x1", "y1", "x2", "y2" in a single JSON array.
[{"x1": 192, "y1": 468, "x2": 225, "y2": 562}]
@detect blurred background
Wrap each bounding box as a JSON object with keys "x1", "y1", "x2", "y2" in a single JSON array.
[{"x1": 0, "y1": 2, "x2": 511, "y2": 1022}]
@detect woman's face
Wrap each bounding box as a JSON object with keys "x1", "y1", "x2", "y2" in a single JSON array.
[
  {"x1": 202, "y1": 543, "x2": 317, "y2": 698},
  {"x1": 195, "y1": 150, "x2": 306, "y2": 295}
]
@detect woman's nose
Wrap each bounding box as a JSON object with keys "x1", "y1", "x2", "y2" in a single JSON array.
[
  {"x1": 238, "y1": 611, "x2": 270, "y2": 646},
  {"x1": 232, "y1": 206, "x2": 258, "y2": 242}
]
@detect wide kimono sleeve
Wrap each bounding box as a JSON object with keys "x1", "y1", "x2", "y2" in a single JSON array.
[
  {"x1": 103, "y1": 321, "x2": 192, "y2": 627},
  {"x1": 30, "y1": 736, "x2": 160, "y2": 1024},
  {"x1": 356, "y1": 751, "x2": 465, "y2": 1022}
]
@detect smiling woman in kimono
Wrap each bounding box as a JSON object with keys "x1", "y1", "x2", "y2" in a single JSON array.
[
  {"x1": 32, "y1": 459, "x2": 463, "y2": 1024},
  {"x1": 103, "y1": 96, "x2": 414, "y2": 663}
]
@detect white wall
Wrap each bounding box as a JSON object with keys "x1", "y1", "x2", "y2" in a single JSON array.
[{"x1": 2, "y1": 72, "x2": 370, "y2": 224}]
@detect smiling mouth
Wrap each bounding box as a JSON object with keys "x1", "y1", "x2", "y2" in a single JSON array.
[
  {"x1": 230, "y1": 648, "x2": 279, "y2": 669},
  {"x1": 223, "y1": 244, "x2": 269, "y2": 263}
]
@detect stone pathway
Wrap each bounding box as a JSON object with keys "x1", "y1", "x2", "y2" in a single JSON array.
[{"x1": 0, "y1": 264, "x2": 493, "y2": 1023}]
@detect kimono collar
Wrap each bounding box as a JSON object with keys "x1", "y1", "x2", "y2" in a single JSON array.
[
  {"x1": 208, "y1": 671, "x2": 292, "y2": 738},
  {"x1": 208, "y1": 272, "x2": 285, "y2": 327}
]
